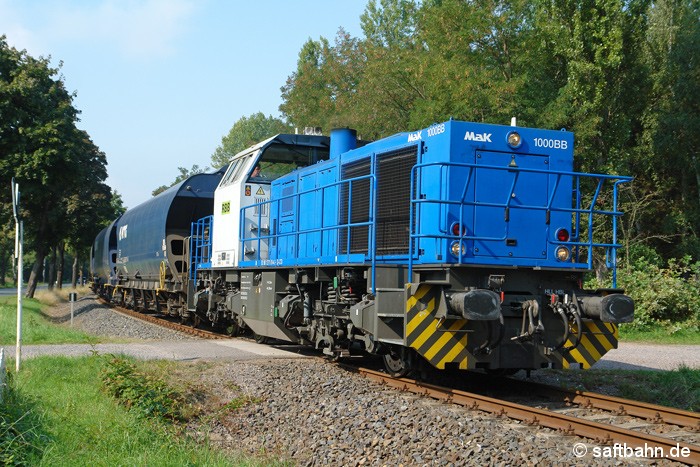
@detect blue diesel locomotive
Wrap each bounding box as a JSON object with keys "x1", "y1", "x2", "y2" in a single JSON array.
[{"x1": 92, "y1": 119, "x2": 633, "y2": 376}]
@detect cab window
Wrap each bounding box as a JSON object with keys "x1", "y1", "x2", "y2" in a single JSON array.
[
  {"x1": 249, "y1": 144, "x2": 330, "y2": 182},
  {"x1": 219, "y1": 160, "x2": 240, "y2": 187},
  {"x1": 220, "y1": 155, "x2": 255, "y2": 187}
]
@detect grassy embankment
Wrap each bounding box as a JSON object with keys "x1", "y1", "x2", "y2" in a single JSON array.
[
  {"x1": 0, "y1": 291, "x2": 275, "y2": 466},
  {"x1": 544, "y1": 365, "x2": 700, "y2": 412},
  {"x1": 619, "y1": 325, "x2": 700, "y2": 344},
  {"x1": 1, "y1": 355, "x2": 264, "y2": 466},
  {"x1": 0, "y1": 292, "x2": 97, "y2": 345}
]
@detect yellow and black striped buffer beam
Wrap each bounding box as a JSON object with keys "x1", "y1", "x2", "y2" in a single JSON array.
[
  {"x1": 555, "y1": 321, "x2": 619, "y2": 369},
  {"x1": 405, "y1": 284, "x2": 470, "y2": 369}
]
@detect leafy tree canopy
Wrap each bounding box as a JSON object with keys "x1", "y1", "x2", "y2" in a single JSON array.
[
  {"x1": 0, "y1": 35, "x2": 115, "y2": 296},
  {"x1": 211, "y1": 112, "x2": 291, "y2": 169}
]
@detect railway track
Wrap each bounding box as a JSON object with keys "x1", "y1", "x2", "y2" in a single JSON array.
[
  {"x1": 504, "y1": 377, "x2": 700, "y2": 432},
  {"x1": 105, "y1": 301, "x2": 229, "y2": 340},
  {"x1": 342, "y1": 365, "x2": 700, "y2": 465}
]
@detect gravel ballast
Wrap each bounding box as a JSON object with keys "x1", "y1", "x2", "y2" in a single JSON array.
[
  {"x1": 45, "y1": 295, "x2": 195, "y2": 341},
  {"x1": 189, "y1": 359, "x2": 678, "y2": 466}
]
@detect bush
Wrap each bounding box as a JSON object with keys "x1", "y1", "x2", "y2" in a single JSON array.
[
  {"x1": 613, "y1": 256, "x2": 700, "y2": 329},
  {"x1": 100, "y1": 356, "x2": 185, "y2": 422}
]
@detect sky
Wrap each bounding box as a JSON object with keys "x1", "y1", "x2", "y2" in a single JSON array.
[{"x1": 0, "y1": 0, "x2": 368, "y2": 209}]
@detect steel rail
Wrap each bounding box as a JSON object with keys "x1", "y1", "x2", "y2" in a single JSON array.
[
  {"x1": 344, "y1": 365, "x2": 699, "y2": 465},
  {"x1": 507, "y1": 378, "x2": 700, "y2": 431}
]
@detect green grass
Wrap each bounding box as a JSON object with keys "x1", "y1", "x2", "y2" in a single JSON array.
[
  {"x1": 553, "y1": 366, "x2": 700, "y2": 412},
  {"x1": 613, "y1": 366, "x2": 700, "y2": 411},
  {"x1": 619, "y1": 324, "x2": 700, "y2": 344},
  {"x1": 3, "y1": 355, "x2": 257, "y2": 466},
  {"x1": 0, "y1": 296, "x2": 98, "y2": 345}
]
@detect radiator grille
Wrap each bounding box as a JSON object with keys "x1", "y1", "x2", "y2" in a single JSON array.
[
  {"x1": 339, "y1": 146, "x2": 417, "y2": 256},
  {"x1": 376, "y1": 147, "x2": 417, "y2": 255},
  {"x1": 339, "y1": 159, "x2": 371, "y2": 254}
]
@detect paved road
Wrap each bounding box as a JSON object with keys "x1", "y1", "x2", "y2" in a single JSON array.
[
  {"x1": 593, "y1": 342, "x2": 699, "y2": 371},
  {"x1": 0, "y1": 284, "x2": 51, "y2": 296},
  {"x1": 0, "y1": 287, "x2": 19, "y2": 297},
  {"x1": 0, "y1": 338, "x2": 310, "y2": 362}
]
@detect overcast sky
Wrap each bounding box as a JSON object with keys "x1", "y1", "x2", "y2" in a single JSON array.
[{"x1": 0, "y1": 0, "x2": 367, "y2": 208}]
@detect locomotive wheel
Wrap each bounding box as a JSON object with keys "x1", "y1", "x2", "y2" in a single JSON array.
[
  {"x1": 186, "y1": 314, "x2": 201, "y2": 328},
  {"x1": 383, "y1": 349, "x2": 412, "y2": 377},
  {"x1": 254, "y1": 333, "x2": 269, "y2": 344},
  {"x1": 225, "y1": 321, "x2": 240, "y2": 337}
]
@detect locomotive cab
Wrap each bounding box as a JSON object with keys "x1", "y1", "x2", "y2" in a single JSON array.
[{"x1": 210, "y1": 134, "x2": 331, "y2": 269}]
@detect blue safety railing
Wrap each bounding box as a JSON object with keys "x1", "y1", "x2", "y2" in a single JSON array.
[
  {"x1": 239, "y1": 170, "x2": 381, "y2": 292},
  {"x1": 408, "y1": 161, "x2": 633, "y2": 286},
  {"x1": 230, "y1": 160, "x2": 632, "y2": 292},
  {"x1": 190, "y1": 215, "x2": 213, "y2": 281}
]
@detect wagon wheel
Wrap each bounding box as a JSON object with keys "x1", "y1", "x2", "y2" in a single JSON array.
[{"x1": 382, "y1": 347, "x2": 413, "y2": 377}]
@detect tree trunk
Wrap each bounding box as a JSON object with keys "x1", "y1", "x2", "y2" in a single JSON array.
[
  {"x1": 693, "y1": 153, "x2": 700, "y2": 207},
  {"x1": 56, "y1": 242, "x2": 65, "y2": 289},
  {"x1": 72, "y1": 252, "x2": 79, "y2": 288},
  {"x1": 47, "y1": 247, "x2": 56, "y2": 291},
  {"x1": 25, "y1": 246, "x2": 47, "y2": 298},
  {"x1": 0, "y1": 250, "x2": 7, "y2": 286}
]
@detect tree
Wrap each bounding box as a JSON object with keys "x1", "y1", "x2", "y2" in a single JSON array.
[
  {"x1": 0, "y1": 36, "x2": 115, "y2": 297},
  {"x1": 110, "y1": 190, "x2": 126, "y2": 215},
  {"x1": 0, "y1": 213, "x2": 13, "y2": 285},
  {"x1": 64, "y1": 135, "x2": 124, "y2": 287},
  {"x1": 532, "y1": 0, "x2": 650, "y2": 172},
  {"x1": 355, "y1": 0, "x2": 422, "y2": 137},
  {"x1": 276, "y1": 0, "x2": 699, "y2": 268},
  {"x1": 415, "y1": 0, "x2": 536, "y2": 128},
  {"x1": 641, "y1": 0, "x2": 700, "y2": 257},
  {"x1": 152, "y1": 164, "x2": 208, "y2": 196},
  {"x1": 211, "y1": 113, "x2": 291, "y2": 169}
]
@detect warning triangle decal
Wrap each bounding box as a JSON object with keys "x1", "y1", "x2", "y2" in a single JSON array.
[{"x1": 256, "y1": 187, "x2": 265, "y2": 196}]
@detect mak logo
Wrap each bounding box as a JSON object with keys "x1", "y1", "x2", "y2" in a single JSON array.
[
  {"x1": 464, "y1": 131, "x2": 492, "y2": 143},
  {"x1": 407, "y1": 131, "x2": 422, "y2": 142}
]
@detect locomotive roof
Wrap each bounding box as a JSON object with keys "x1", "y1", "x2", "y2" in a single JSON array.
[{"x1": 227, "y1": 133, "x2": 330, "y2": 163}]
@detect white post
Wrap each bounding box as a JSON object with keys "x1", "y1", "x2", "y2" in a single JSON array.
[
  {"x1": 11, "y1": 179, "x2": 23, "y2": 373},
  {"x1": 69, "y1": 293, "x2": 76, "y2": 327},
  {"x1": 16, "y1": 220, "x2": 23, "y2": 372}
]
